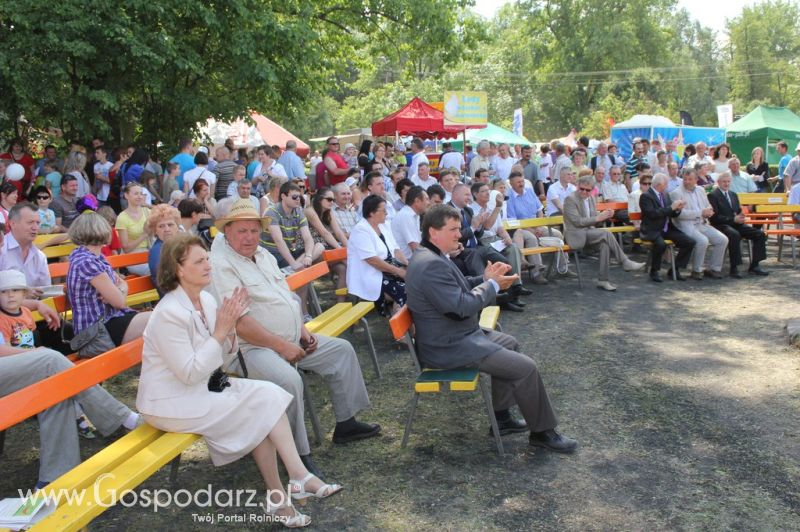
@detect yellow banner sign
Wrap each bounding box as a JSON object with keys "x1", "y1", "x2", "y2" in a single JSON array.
[{"x1": 443, "y1": 91, "x2": 488, "y2": 127}]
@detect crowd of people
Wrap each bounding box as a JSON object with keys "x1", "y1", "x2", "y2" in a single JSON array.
[{"x1": 1, "y1": 131, "x2": 797, "y2": 527}]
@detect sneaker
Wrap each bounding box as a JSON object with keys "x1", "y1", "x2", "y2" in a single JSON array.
[
  {"x1": 77, "y1": 420, "x2": 97, "y2": 439},
  {"x1": 622, "y1": 259, "x2": 646, "y2": 272},
  {"x1": 531, "y1": 273, "x2": 549, "y2": 285},
  {"x1": 595, "y1": 280, "x2": 617, "y2": 291}
]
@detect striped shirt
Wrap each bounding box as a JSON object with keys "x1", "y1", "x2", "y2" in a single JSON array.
[
  {"x1": 66, "y1": 246, "x2": 128, "y2": 333},
  {"x1": 333, "y1": 204, "x2": 361, "y2": 236},
  {"x1": 262, "y1": 204, "x2": 307, "y2": 253}
]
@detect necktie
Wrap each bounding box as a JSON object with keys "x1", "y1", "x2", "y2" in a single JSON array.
[
  {"x1": 725, "y1": 191, "x2": 732, "y2": 207},
  {"x1": 657, "y1": 192, "x2": 668, "y2": 232},
  {"x1": 463, "y1": 210, "x2": 477, "y2": 248}
]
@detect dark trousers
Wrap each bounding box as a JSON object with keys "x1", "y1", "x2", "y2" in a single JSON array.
[
  {"x1": 454, "y1": 245, "x2": 509, "y2": 277},
  {"x1": 473, "y1": 330, "x2": 558, "y2": 433},
  {"x1": 648, "y1": 226, "x2": 695, "y2": 273},
  {"x1": 715, "y1": 223, "x2": 767, "y2": 268}
]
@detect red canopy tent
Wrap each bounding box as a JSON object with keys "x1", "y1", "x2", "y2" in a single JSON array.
[
  {"x1": 251, "y1": 113, "x2": 310, "y2": 157},
  {"x1": 371, "y1": 97, "x2": 466, "y2": 140}
]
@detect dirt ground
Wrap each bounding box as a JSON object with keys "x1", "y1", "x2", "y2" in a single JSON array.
[{"x1": 2, "y1": 247, "x2": 800, "y2": 530}]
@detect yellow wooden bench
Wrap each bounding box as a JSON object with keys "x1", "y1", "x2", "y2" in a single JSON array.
[
  {"x1": 42, "y1": 243, "x2": 77, "y2": 259},
  {"x1": 756, "y1": 204, "x2": 800, "y2": 266},
  {"x1": 390, "y1": 304, "x2": 505, "y2": 456},
  {"x1": 629, "y1": 213, "x2": 677, "y2": 279}
]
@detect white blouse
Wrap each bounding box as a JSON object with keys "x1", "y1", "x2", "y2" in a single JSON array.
[{"x1": 346, "y1": 218, "x2": 399, "y2": 301}]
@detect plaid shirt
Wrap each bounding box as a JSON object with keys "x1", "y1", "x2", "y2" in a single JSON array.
[
  {"x1": 333, "y1": 204, "x2": 361, "y2": 236},
  {"x1": 67, "y1": 247, "x2": 128, "y2": 333}
]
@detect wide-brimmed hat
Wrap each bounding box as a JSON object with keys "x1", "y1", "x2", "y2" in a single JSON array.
[
  {"x1": 0, "y1": 270, "x2": 29, "y2": 292},
  {"x1": 214, "y1": 199, "x2": 271, "y2": 231}
]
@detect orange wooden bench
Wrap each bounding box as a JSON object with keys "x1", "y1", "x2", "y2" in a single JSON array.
[{"x1": 49, "y1": 251, "x2": 150, "y2": 279}]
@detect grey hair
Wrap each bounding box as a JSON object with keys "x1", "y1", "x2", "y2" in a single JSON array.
[
  {"x1": 286, "y1": 140, "x2": 297, "y2": 150},
  {"x1": 477, "y1": 140, "x2": 490, "y2": 151},
  {"x1": 577, "y1": 175, "x2": 594, "y2": 188},
  {"x1": 332, "y1": 183, "x2": 350, "y2": 194},
  {"x1": 681, "y1": 166, "x2": 697, "y2": 178},
  {"x1": 717, "y1": 171, "x2": 732, "y2": 181},
  {"x1": 652, "y1": 173, "x2": 668, "y2": 187},
  {"x1": 559, "y1": 166, "x2": 572, "y2": 177}
]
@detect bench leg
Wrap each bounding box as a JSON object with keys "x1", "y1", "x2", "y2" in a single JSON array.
[
  {"x1": 0, "y1": 430, "x2": 5, "y2": 455},
  {"x1": 571, "y1": 251, "x2": 583, "y2": 289},
  {"x1": 169, "y1": 454, "x2": 182, "y2": 487},
  {"x1": 401, "y1": 392, "x2": 420, "y2": 449},
  {"x1": 793, "y1": 237, "x2": 797, "y2": 268},
  {"x1": 308, "y1": 285, "x2": 323, "y2": 317},
  {"x1": 359, "y1": 317, "x2": 382, "y2": 379},
  {"x1": 669, "y1": 246, "x2": 677, "y2": 280},
  {"x1": 301, "y1": 371, "x2": 323, "y2": 445},
  {"x1": 480, "y1": 376, "x2": 504, "y2": 457}
]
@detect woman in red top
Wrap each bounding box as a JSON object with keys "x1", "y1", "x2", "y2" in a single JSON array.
[
  {"x1": 322, "y1": 137, "x2": 351, "y2": 186},
  {"x1": 0, "y1": 138, "x2": 35, "y2": 198}
]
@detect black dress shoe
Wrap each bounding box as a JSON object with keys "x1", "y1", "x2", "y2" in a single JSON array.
[
  {"x1": 300, "y1": 455, "x2": 323, "y2": 479},
  {"x1": 500, "y1": 301, "x2": 525, "y2": 313},
  {"x1": 749, "y1": 266, "x2": 769, "y2": 276},
  {"x1": 516, "y1": 286, "x2": 534, "y2": 296},
  {"x1": 666, "y1": 268, "x2": 686, "y2": 281},
  {"x1": 332, "y1": 421, "x2": 381, "y2": 444},
  {"x1": 512, "y1": 297, "x2": 526, "y2": 307},
  {"x1": 650, "y1": 272, "x2": 663, "y2": 283},
  {"x1": 488, "y1": 418, "x2": 528, "y2": 437},
  {"x1": 730, "y1": 269, "x2": 743, "y2": 279},
  {"x1": 529, "y1": 429, "x2": 577, "y2": 453},
  {"x1": 704, "y1": 269, "x2": 723, "y2": 279}
]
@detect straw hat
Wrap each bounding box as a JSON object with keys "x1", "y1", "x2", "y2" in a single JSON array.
[{"x1": 214, "y1": 199, "x2": 271, "y2": 231}]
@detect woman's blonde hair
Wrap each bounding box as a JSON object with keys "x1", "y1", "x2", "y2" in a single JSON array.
[
  {"x1": 146, "y1": 204, "x2": 181, "y2": 236},
  {"x1": 68, "y1": 211, "x2": 112, "y2": 246},
  {"x1": 158, "y1": 233, "x2": 204, "y2": 292}
]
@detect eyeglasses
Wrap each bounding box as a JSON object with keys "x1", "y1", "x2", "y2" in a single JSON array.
[
  {"x1": 640, "y1": 182, "x2": 652, "y2": 186},
  {"x1": 289, "y1": 195, "x2": 301, "y2": 200},
  {"x1": 328, "y1": 142, "x2": 339, "y2": 146},
  {"x1": 322, "y1": 197, "x2": 334, "y2": 201},
  {"x1": 578, "y1": 187, "x2": 593, "y2": 192},
  {"x1": 36, "y1": 195, "x2": 51, "y2": 200}
]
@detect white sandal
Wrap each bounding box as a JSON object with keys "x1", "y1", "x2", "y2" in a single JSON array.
[
  {"x1": 289, "y1": 473, "x2": 344, "y2": 503},
  {"x1": 264, "y1": 498, "x2": 311, "y2": 528}
]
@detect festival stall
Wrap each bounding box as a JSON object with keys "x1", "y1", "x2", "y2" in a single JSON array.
[
  {"x1": 726, "y1": 105, "x2": 800, "y2": 164},
  {"x1": 198, "y1": 113, "x2": 309, "y2": 157},
  {"x1": 611, "y1": 115, "x2": 725, "y2": 160}
]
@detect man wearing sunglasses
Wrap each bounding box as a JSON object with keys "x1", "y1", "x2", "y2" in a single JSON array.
[
  {"x1": 323, "y1": 137, "x2": 351, "y2": 187},
  {"x1": 563, "y1": 176, "x2": 645, "y2": 291}
]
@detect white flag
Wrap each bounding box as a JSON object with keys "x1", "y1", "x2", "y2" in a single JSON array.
[{"x1": 513, "y1": 108, "x2": 523, "y2": 137}]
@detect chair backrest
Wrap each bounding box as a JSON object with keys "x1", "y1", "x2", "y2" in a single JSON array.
[
  {"x1": 126, "y1": 275, "x2": 156, "y2": 294},
  {"x1": 322, "y1": 247, "x2": 347, "y2": 263},
  {"x1": 755, "y1": 204, "x2": 800, "y2": 213},
  {"x1": 49, "y1": 250, "x2": 151, "y2": 279},
  {"x1": 738, "y1": 193, "x2": 787, "y2": 206},
  {"x1": 43, "y1": 243, "x2": 77, "y2": 259},
  {"x1": 504, "y1": 215, "x2": 564, "y2": 230},
  {"x1": 0, "y1": 338, "x2": 144, "y2": 431},
  {"x1": 596, "y1": 201, "x2": 628, "y2": 211},
  {"x1": 389, "y1": 305, "x2": 422, "y2": 372},
  {"x1": 285, "y1": 261, "x2": 330, "y2": 291}
]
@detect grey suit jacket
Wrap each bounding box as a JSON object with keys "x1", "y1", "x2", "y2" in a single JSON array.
[
  {"x1": 562, "y1": 190, "x2": 599, "y2": 249},
  {"x1": 405, "y1": 243, "x2": 501, "y2": 369}
]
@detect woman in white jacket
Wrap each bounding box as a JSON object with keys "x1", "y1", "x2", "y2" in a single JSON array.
[{"x1": 137, "y1": 233, "x2": 341, "y2": 527}]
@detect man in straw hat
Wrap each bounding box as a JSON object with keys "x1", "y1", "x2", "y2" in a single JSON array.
[{"x1": 209, "y1": 199, "x2": 379, "y2": 477}]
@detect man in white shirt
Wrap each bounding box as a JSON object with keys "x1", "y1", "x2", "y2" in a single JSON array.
[
  {"x1": 408, "y1": 139, "x2": 429, "y2": 180},
  {"x1": 359, "y1": 171, "x2": 396, "y2": 225},
  {"x1": 468, "y1": 140, "x2": 493, "y2": 179},
  {"x1": 332, "y1": 183, "x2": 360, "y2": 238},
  {"x1": 411, "y1": 163, "x2": 438, "y2": 190},
  {"x1": 728, "y1": 158, "x2": 757, "y2": 194},
  {"x1": 589, "y1": 142, "x2": 615, "y2": 181},
  {"x1": 183, "y1": 151, "x2": 217, "y2": 197},
  {"x1": 669, "y1": 167, "x2": 729, "y2": 279},
  {"x1": 392, "y1": 185, "x2": 429, "y2": 259},
  {"x1": 438, "y1": 142, "x2": 465, "y2": 173},
  {"x1": 216, "y1": 180, "x2": 260, "y2": 218},
  {"x1": 93, "y1": 146, "x2": 113, "y2": 204},
  {"x1": 438, "y1": 169, "x2": 458, "y2": 203},
  {"x1": 551, "y1": 143, "x2": 572, "y2": 186},
  {"x1": 687, "y1": 141, "x2": 713, "y2": 168},
  {"x1": 599, "y1": 166, "x2": 630, "y2": 223},
  {"x1": 545, "y1": 167, "x2": 577, "y2": 216},
  {"x1": 0, "y1": 203, "x2": 51, "y2": 288},
  {"x1": 666, "y1": 162, "x2": 682, "y2": 193},
  {"x1": 490, "y1": 143, "x2": 517, "y2": 181}
]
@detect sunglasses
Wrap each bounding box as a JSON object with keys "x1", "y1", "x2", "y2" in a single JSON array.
[
  {"x1": 640, "y1": 182, "x2": 652, "y2": 186},
  {"x1": 36, "y1": 195, "x2": 51, "y2": 200},
  {"x1": 328, "y1": 142, "x2": 339, "y2": 146},
  {"x1": 322, "y1": 197, "x2": 334, "y2": 201},
  {"x1": 578, "y1": 187, "x2": 593, "y2": 192},
  {"x1": 289, "y1": 195, "x2": 301, "y2": 200}
]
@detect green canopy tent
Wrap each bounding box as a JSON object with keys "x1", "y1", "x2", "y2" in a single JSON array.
[
  {"x1": 726, "y1": 105, "x2": 800, "y2": 164},
  {"x1": 444, "y1": 122, "x2": 532, "y2": 151}
]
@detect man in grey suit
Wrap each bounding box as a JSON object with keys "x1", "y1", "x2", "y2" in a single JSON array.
[
  {"x1": 405, "y1": 204, "x2": 577, "y2": 453},
  {"x1": 563, "y1": 175, "x2": 645, "y2": 291}
]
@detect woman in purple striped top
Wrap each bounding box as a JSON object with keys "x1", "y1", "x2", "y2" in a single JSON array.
[{"x1": 66, "y1": 212, "x2": 151, "y2": 346}]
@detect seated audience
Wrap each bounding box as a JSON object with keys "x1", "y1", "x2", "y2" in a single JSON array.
[
  {"x1": 545, "y1": 167, "x2": 577, "y2": 216},
  {"x1": 426, "y1": 184, "x2": 446, "y2": 205},
  {"x1": 410, "y1": 162, "x2": 438, "y2": 190},
  {"x1": 32, "y1": 186, "x2": 57, "y2": 234},
  {"x1": 347, "y1": 195, "x2": 408, "y2": 315},
  {"x1": 305, "y1": 187, "x2": 348, "y2": 300},
  {"x1": 209, "y1": 199, "x2": 379, "y2": 478},
  {"x1": 331, "y1": 182, "x2": 360, "y2": 239},
  {"x1": 146, "y1": 204, "x2": 182, "y2": 294},
  {"x1": 599, "y1": 166, "x2": 630, "y2": 223},
  {"x1": 193, "y1": 178, "x2": 217, "y2": 217},
  {"x1": 639, "y1": 173, "x2": 695, "y2": 282},
  {"x1": 0, "y1": 202, "x2": 50, "y2": 288},
  {"x1": 178, "y1": 198, "x2": 205, "y2": 235},
  {"x1": 708, "y1": 172, "x2": 768, "y2": 277},
  {"x1": 67, "y1": 212, "x2": 152, "y2": 347},
  {"x1": 97, "y1": 206, "x2": 122, "y2": 256},
  {"x1": 262, "y1": 182, "x2": 323, "y2": 270},
  {"x1": 562, "y1": 175, "x2": 644, "y2": 291},
  {"x1": 392, "y1": 185, "x2": 429, "y2": 260},
  {"x1": 216, "y1": 179, "x2": 260, "y2": 218},
  {"x1": 52, "y1": 174, "x2": 80, "y2": 230},
  {"x1": 138, "y1": 234, "x2": 341, "y2": 527},
  {"x1": 669, "y1": 168, "x2": 729, "y2": 280},
  {"x1": 405, "y1": 205, "x2": 577, "y2": 453},
  {"x1": 116, "y1": 182, "x2": 151, "y2": 276},
  {"x1": 0, "y1": 269, "x2": 142, "y2": 489},
  {"x1": 728, "y1": 158, "x2": 757, "y2": 194}
]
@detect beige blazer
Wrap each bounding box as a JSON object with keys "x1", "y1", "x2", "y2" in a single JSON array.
[
  {"x1": 136, "y1": 285, "x2": 236, "y2": 419},
  {"x1": 562, "y1": 191, "x2": 599, "y2": 250}
]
